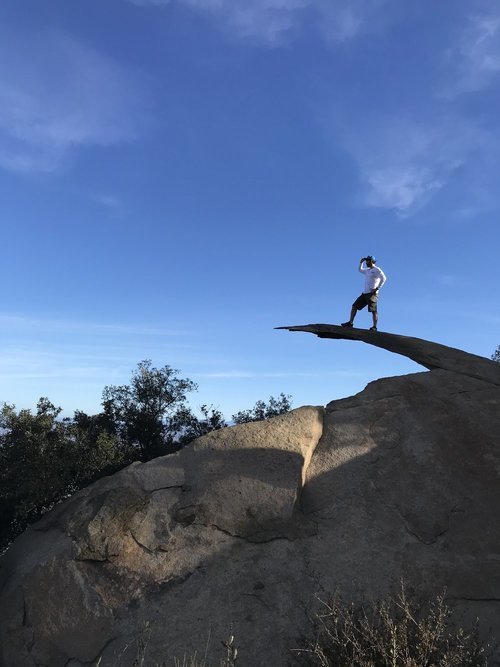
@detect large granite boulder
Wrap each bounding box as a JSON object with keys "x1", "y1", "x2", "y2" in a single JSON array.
[{"x1": 1, "y1": 326, "x2": 499, "y2": 666}]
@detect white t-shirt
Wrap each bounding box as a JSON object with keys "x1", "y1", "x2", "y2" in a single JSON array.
[{"x1": 359, "y1": 263, "x2": 387, "y2": 293}]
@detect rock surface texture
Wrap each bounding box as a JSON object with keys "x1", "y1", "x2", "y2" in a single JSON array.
[{"x1": 1, "y1": 326, "x2": 500, "y2": 666}]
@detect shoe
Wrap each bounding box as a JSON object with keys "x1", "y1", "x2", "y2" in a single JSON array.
[
  {"x1": 341, "y1": 321, "x2": 353, "y2": 327},
  {"x1": 370, "y1": 326, "x2": 377, "y2": 331}
]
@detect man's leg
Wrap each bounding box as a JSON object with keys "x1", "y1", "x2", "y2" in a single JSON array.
[
  {"x1": 368, "y1": 293, "x2": 379, "y2": 330},
  {"x1": 342, "y1": 305, "x2": 357, "y2": 326},
  {"x1": 343, "y1": 295, "x2": 364, "y2": 327}
]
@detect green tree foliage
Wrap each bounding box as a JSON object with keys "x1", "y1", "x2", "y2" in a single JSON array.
[
  {"x1": 102, "y1": 360, "x2": 198, "y2": 460},
  {"x1": 175, "y1": 404, "x2": 227, "y2": 446},
  {"x1": 0, "y1": 360, "x2": 293, "y2": 550},
  {"x1": 492, "y1": 345, "x2": 500, "y2": 362},
  {"x1": 232, "y1": 393, "x2": 292, "y2": 424},
  {"x1": 0, "y1": 399, "x2": 128, "y2": 549},
  {"x1": 71, "y1": 410, "x2": 133, "y2": 476}
]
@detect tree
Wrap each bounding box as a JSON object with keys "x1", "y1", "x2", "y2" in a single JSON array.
[
  {"x1": 0, "y1": 398, "x2": 68, "y2": 545},
  {"x1": 232, "y1": 393, "x2": 292, "y2": 424},
  {"x1": 174, "y1": 404, "x2": 227, "y2": 445},
  {"x1": 70, "y1": 410, "x2": 133, "y2": 480},
  {"x1": 0, "y1": 398, "x2": 129, "y2": 550},
  {"x1": 492, "y1": 346, "x2": 500, "y2": 362},
  {"x1": 102, "y1": 360, "x2": 197, "y2": 460}
]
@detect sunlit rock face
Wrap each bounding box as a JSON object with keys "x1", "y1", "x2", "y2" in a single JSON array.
[{"x1": 1, "y1": 330, "x2": 500, "y2": 667}]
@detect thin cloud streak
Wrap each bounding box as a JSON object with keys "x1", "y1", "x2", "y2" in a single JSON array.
[
  {"x1": 318, "y1": 0, "x2": 397, "y2": 43},
  {"x1": 0, "y1": 368, "x2": 118, "y2": 382},
  {"x1": 131, "y1": 0, "x2": 308, "y2": 45},
  {"x1": 442, "y1": 12, "x2": 500, "y2": 98},
  {"x1": 0, "y1": 316, "x2": 196, "y2": 402},
  {"x1": 335, "y1": 115, "x2": 485, "y2": 216},
  {"x1": 0, "y1": 347, "x2": 125, "y2": 398},
  {"x1": 0, "y1": 313, "x2": 189, "y2": 337},
  {"x1": 0, "y1": 30, "x2": 148, "y2": 173},
  {"x1": 127, "y1": 0, "x2": 393, "y2": 46},
  {"x1": 196, "y1": 370, "x2": 364, "y2": 379},
  {"x1": 92, "y1": 193, "x2": 124, "y2": 211}
]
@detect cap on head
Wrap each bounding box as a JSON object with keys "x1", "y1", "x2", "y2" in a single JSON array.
[{"x1": 366, "y1": 255, "x2": 376, "y2": 262}]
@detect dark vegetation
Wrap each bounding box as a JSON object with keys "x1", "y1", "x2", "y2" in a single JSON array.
[
  {"x1": 232, "y1": 393, "x2": 292, "y2": 424},
  {"x1": 0, "y1": 360, "x2": 291, "y2": 550},
  {"x1": 492, "y1": 345, "x2": 500, "y2": 363},
  {"x1": 294, "y1": 586, "x2": 489, "y2": 666},
  {"x1": 130, "y1": 587, "x2": 490, "y2": 666}
]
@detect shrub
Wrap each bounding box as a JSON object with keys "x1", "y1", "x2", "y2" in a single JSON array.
[
  {"x1": 294, "y1": 586, "x2": 489, "y2": 666},
  {"x1": 0, "y1": 399, "x2": 130, "y2": 550},
  {"x1": 232, "y1": 393, "x2": 292, "y2": 424}
]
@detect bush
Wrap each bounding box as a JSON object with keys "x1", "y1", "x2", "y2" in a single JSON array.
[
  {"x1": 294, "y1": 586, "x2": 489, "y2": 666},
  {"x1": 0, "y1": 399, "x2": 130, "y2": 550},
  {"x1": 232, "y1": 393, "x2": 292, "y2": 424},
  {"x1": 174, "y1": 405, "x2": 227, "y2": 446},
  {"x1": 102, "y1": 360, "x2": 198, "y2": 460}
]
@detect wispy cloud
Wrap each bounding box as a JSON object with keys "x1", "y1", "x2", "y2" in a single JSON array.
[
  {"x1": 336, "y1": 115, "x2": 485, "y2": 216},
  {"x1": 0, "y1": 348, "x2": 120, "y2": 382},
  {"x1": 318, "y1": 0, "x2": 396, "y2": 43},
  {"x1": 434, "y1": 274, "x2": 459, "y2": 288},
  {"x1": 130, "y1": 0, "x2": 172, "y2": 4},
  {"x1": 127, "y1": 0, "x2": 393, "y2": 46},
  {"x1": 196, "y1": 370, "x2": 364, "y2": 379},
  {"x1": 92, "y1": 193, "x2": 124, "y2": 211},
  {"x1": 0, "y1": 30, "x2": 148, "y2": 173},
  {"x1": 0, "y1": 314, "x2": 195, "y2": 411},
  {"x1": 443, "y1": 12, "x2": 500, "y2": 97},
  {"x1": 0, "y1": 313, "x2": 188, "y2": 338}
]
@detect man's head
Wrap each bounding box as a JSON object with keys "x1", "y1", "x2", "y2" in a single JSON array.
[{"x1": 365, "y1": 255, "x2": 376, "y2": 267}]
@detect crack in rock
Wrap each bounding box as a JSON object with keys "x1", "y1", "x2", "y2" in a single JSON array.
[
  {"x1": 402, "y1": 521, "x2": 449, "y2": 546},
  {"x1": 149, "y1": 484, "x2": 185, "y2": 493},
  {"x1": 395, "y1": 505, "x2": 452, "y2": 545},
  {"x1": 205, "y1": 522, "x2": 292, "y2": 544},
  {"x1": 62, "y1": 635, "x2": 119, "y2": 667},
  {"x1": 240, "y1": 592, "x2": 273, "y2": 611},
  {"x1": 129, "y1": 531, "x2": 155, "y2": 555}
]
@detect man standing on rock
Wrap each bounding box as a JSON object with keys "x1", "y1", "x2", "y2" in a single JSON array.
[{"x1": 342, "y1": 256, "x2": 387, "y2": 331}]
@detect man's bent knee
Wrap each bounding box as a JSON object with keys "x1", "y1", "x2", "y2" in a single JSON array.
[{"x1": 352, "y1": 294, "x2": 367, "y2": 311}]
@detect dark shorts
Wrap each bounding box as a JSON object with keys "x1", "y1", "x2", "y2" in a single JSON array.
[{"x1": 353, "y1": 292, "x2": 378, "y2": 313}]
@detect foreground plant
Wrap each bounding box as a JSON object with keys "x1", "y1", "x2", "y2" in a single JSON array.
[
  {"x1": 173, "y1": 630, "x2": 238, "y2": 667},
  {"x1": 294, "y1": 586, "x2": 489, "y2": 666}
]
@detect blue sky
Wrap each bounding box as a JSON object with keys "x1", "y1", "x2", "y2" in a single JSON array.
[{"x1": 1, "y1": 0, "x2": 499, "y2": 418}]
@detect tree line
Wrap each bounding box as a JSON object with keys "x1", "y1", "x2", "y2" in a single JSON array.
[
  {"x1": 0, "y1": 360, "x2": 291, "y2": 551},
  {"x1": 2, "y1": 344, "x2": 497, "y2": 551}
]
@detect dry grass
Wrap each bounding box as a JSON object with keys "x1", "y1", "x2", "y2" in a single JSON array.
[
  {"x1": 100, "y1": 588, "x2": 490, "y2": 665},
  {"x1": 293, "y1": 586, "x2": 489, "y2": 667},
  {"x1": 109, "y1": 626, "x2": 238, "y2": 667},
  {"x1": 172, "y1": 631, "x2": 237, "y2": 667}
]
